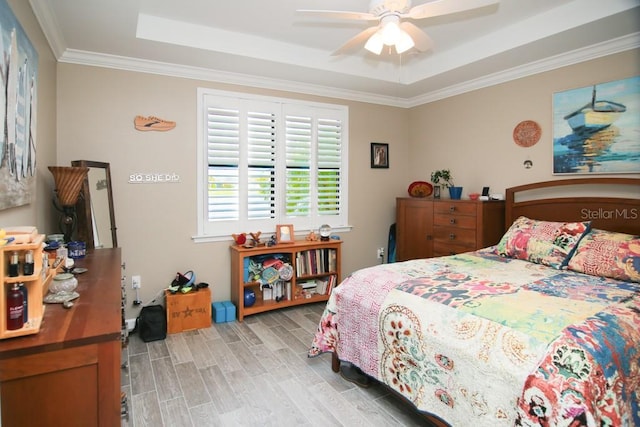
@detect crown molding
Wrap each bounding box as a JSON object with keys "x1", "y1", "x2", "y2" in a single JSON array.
[
  {"x1": 29, "y1": 0, "x2": 65, "y2": 58},
  {"x1": 56, "y1": 33, "x2": 639, "y2": 109},
  {"x1": 407, "y1": 32, "x2": 640, "y2": 107},
  {"x1": 58, "y1": 49, "x2": 409, "y2": 108}
]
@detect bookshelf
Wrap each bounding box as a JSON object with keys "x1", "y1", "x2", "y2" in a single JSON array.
[{"x1": 230, "y1": 240, "x2": 342, "y2": 321}]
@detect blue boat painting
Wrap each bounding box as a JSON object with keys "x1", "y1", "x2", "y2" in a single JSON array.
[
  {"x1": 553, "y1": 76, "x2": 639, "y2": 174},
  {"x1": 0, "y1": 0, "x2": 38, "y2": 210}
]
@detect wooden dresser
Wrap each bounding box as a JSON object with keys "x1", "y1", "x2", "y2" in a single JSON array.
[
  {"x1": 396, "y1": 198, "x2": 505, "y2": 261},
  {"x1": 0, "y1": 248, "x2": 122, "y2": 426}
]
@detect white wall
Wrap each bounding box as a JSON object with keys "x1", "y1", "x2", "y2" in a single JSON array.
[
  {"x1": 409, "y1": 49, "x2": 640, "y2": 194},
  {"x1": 56, "y1": 65, "x2": 409, "y2": 318}
]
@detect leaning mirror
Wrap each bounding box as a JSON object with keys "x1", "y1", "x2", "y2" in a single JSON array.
[{"x1": 71, "y1": 160, "x2": 118, "y2": 249}]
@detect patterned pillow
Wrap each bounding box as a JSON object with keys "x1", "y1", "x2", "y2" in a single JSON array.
[
  {"x1": 567, "y1": 229, "x2": 640, "y2": 283},
  {"x1": 495, "y1": 216, "x2": 591, "y2": 269}
]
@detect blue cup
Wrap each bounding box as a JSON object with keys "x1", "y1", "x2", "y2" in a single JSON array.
[
  {"x1": 68, "y1": 241, "x2": 86, "y2": 259},
  {"x1": 449, "y1": 187, "x2": 463, "y2": 200}
]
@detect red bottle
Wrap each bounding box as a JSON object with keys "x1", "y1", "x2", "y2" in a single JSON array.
[{"x1": 6, "y1": 283, "x2": 24, "y2": 330}]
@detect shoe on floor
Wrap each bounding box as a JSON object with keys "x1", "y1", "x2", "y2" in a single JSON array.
[
  {"x1": 340, "y1": 364, "x2": 372, "y2": 388},
  {"x1": 134, "y1": 115, "x2": 176, "y2": 131}
]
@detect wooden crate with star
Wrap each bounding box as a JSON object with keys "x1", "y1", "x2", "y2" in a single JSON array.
[{"x1": 165, "y1": 288, "x2": 211, "y2": 333}]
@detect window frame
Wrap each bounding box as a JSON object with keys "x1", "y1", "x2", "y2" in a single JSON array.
[{"x1": 194, "y1": 88, "x2": 350, "y2": 242}]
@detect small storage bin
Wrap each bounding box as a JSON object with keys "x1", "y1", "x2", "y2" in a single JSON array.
[
  {"x1": 212, "y1": 302, "x2": 226, "y2": 323},
  {"x1": 165, "y1": 288, "x2": 211, "y2": 333},
  {"x1": 222, "y1": 301, "x2": 236, "y2": 322}
]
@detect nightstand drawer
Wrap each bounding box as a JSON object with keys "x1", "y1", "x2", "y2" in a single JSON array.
[
  {"x1": 434, "y1": 214, "x2": 476, "y2": 229},
  {"x1": 433, "y1": 226, "x2": 476, "y2": 246},
  {"x1": 434, "y1": 202, "x2": 476, "y2": 216}
]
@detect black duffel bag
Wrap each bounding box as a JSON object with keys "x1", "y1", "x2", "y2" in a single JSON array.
[{"x1": 135, "y1": 305, "x2": 166, "y2": 342}]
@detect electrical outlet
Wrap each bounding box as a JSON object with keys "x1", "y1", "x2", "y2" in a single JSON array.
[
  {"x1": 131, "y1": 275, "x2": 141, "y2": 289},
  {"x1": 377, "y1": 247, "x2": 385, "y2": 259}
]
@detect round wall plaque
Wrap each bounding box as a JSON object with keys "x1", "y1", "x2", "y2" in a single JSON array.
[{"x1": 513, "y1": 120, "x2": 541, "y2": 147}]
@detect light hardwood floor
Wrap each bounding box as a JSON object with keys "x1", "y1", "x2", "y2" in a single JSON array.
[{"x1": 120, "y1": 302, "x2": 436, "y2": 426}]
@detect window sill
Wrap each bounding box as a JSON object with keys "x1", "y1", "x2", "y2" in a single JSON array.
[{"x1": 192, "y1": 225, "x2": 353, "y2": 244}]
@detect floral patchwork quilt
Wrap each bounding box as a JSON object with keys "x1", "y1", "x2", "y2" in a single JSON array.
[{"x1": 309, "y1": 249, "x2": 640, "y2": 427}]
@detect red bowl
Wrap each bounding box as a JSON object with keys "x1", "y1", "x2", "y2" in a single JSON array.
[
  {"x1": 408, "y1": 181, "x2": 433, "y2": 198},
  {"x1": 469, "y1": 193, "x2": 480, "y2": 200}
]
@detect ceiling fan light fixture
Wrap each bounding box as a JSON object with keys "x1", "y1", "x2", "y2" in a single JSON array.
[
  {"x1": 364, "y1": 32, "x2": 384, "y2": 54},
  {"x1": 394, "y1": 30, "x2": 414, "y2": 53},
  {"x1": 380, "y1": 20, "x2": 402, "y2": 45},
  {"x1": 365, "y1": 19, "x2": 414, "y2": 55},
  {"x1": 301, "y1": 0, "x2": 499, "y2": 56}
]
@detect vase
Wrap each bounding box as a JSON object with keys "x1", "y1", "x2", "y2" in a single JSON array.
[{"x1": 449, "y1": 186, "x2": 463, "y2": 200}]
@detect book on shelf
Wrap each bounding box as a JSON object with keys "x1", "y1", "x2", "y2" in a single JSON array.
[
  {"x1": 297, "y1": 275, "x2": 336, "y2": 296},
  {"x1": 329, "y1": 250, "x2": 337, "y2": 272},
  {"x1": 295, "y1": 248, "x2": 337, "y2": 277},
  {"x1": 326, "y1": 274, "x2": 337, "y2": 295},
  {"x1": 300, "y1": 280, "x2": 317, "y2": 290},
  {"x1": 262, "y1": 281, "x2": 290, "y2": 301},
  {"x1": 315, "y1": 278, "x2": 328, "y2": 295}
]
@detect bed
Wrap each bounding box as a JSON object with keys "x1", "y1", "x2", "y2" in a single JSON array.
[{"x1": 309, "y1": 177, "x2": 640, "y2": 427}]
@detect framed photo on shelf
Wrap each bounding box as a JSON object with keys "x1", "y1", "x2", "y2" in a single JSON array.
[
  {"x1": 370, "y1": 142, "x2": 389, "y2": 169},
  {"x1": 276, "y1": 224, "x2": 294, "y2": 244}
]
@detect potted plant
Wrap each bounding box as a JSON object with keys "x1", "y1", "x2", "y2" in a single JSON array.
[
  {"x1": 430, "y1": 169, "x2": 453, "y2": 188},
  {"x1": 430, "y1": 169, "x2": 462, "y2": 199}
]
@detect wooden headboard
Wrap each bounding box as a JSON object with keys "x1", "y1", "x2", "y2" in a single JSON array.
[{"x1": 506, "y1": 178, "x2": 640, "y2": 235}]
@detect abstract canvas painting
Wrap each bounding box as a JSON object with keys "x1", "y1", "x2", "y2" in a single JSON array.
[
  {"x1": 553, "y1": 76, "x2": 639, "y2": 174},
  {"x1": 0, "y1": 0, "x2": 39, "y2": 210}
]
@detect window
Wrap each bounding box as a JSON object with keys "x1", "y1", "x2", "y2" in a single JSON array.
[{"x1": 196, "y1": 89, "x2": 349, "y2": 240}]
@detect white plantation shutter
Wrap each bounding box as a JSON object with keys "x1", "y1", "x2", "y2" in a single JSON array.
[
  {"x1": 317, "y1": 118, "x2": 342, "y2": 216},
  {"x1": 197, "y1": 89, "x2": 349, "y2": 239},
  {"x1": 285, "y1": 114, "x2": 311, "y2": 217},
  {"x1": 206, "y1": 106, "x2": 240, "y2": 221},
  {"x1": 247, "y1": 111, "x2": 276, "y2": 220}
]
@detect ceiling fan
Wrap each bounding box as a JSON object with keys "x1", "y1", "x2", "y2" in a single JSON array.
[{"x1": 297, "y1": 0, "x2": 499, "y2": 56}]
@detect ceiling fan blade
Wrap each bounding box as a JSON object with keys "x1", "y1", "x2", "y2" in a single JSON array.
[
  {"x1": 331, "y1": 26, "x2": 381, "y2": 56},
  {"x1": 406, "y1": 0, "x2": 499, "y2": 20},
  {"x1": 296, "y1": 9, "x2": 378, "y2": 21},
  {"x1": 399, "y1": 22, "x2": 434, "y2": 52}
]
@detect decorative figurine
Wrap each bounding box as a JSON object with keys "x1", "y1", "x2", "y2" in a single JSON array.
[
  {"x1": 232, "y1": 233, "x2": 247, "y2": 245},
  {"x1": 250, "y1": 231, "x2": 263, "y2": 246},
  {"x1": 306, "y1": 230, "x2": 318, "y2": 241}
]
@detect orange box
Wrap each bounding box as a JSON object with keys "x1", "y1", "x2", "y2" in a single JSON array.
[{"x1": 165, "y1": 288, "x2": 211, "y2": 333}]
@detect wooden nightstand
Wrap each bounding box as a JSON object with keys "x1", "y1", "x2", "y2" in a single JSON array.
[{"x1": 396, "y1": 198, "x2": 505, "y2": 261}]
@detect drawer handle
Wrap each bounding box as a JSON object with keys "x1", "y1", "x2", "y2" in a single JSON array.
[
  {"x1": 449, "y1": 233, "x2": 456, "y2": 240},
  {"x1": 449, "y1": 206, "x2": 456, "y2": 213},
  {"x1": 449, "y1": 218, "x2": 456, "y2": 225}
]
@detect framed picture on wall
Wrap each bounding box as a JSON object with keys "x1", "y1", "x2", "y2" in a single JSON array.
[
  {"x1": 0, "y1": 0, "x2": 39, "y2": 210},
  {"x1": 371, "y1": 143, "x2": 389, "y2": 169},
  {"x1": 552, "y1": 76, "x2": 639, "y2": 174}
]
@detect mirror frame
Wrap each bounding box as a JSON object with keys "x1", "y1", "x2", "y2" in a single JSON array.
[{"x1": 71, "y1": 160, "x2": 118, "y2": 249}]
